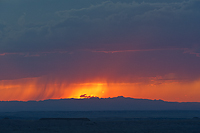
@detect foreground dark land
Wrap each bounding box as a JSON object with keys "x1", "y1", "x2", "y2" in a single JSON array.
[
  {"x1": 1, "y1": 111, "x2": 200, "y2": 133},
  {"x1": 0, "y1": 118, "x2": 200, "y2": 133}
]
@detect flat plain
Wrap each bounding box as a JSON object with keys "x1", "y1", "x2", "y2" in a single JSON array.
[
  {"x1": 1, "y1": 118, "x2": 200, "y2": 133},
  {"x1": 0, "y1": 111, "x2": 200, "y2": 133}
]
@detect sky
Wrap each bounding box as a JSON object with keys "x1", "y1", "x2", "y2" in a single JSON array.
[{"x1": 0, "y1": 0, "x2": 200, "y2": 102}]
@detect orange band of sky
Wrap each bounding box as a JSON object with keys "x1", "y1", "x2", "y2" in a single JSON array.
[{"x1": 0, "y1": 76, "x2": 200, "y2": 102}]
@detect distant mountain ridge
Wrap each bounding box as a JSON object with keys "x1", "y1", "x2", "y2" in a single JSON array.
[{"x1": 1, "y1": 96, "x2": 200, "y2": 112}]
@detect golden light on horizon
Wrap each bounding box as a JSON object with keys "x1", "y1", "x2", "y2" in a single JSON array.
[
  {"x1": 1, "y1": 77, "x2": 200, "y2": 102},
  {"x1": 63, "y1": 83, "x2": 107, "y2": 99}
]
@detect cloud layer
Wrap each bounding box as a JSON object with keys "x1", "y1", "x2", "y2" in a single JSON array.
[
  {"x1": 1, "y1": 0, "x2": 200, "y2": 53},
  {"x1": 0, "y1": 0, "x2": 200, "y2": 101}
]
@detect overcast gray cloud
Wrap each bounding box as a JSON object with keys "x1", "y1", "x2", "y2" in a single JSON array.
[
  {"x1": 0, "y1": 0, "x2": 200, "y2": 54},
  {"x1": 1, "y1": 0, "x2": 200, "y2": 81}
]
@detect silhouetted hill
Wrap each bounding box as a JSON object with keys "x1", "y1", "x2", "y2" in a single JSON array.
[{"x1": 1, "y1": 96, "x2": 200, "y2": 112}]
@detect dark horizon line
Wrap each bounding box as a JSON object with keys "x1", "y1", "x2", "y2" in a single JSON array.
[{"x1": 1, "y1": 96, "x2": 199, "y2": 103}]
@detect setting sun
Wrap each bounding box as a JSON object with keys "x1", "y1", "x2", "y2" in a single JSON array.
[{"x1": 67, "y1": 83, "x2": 107, "y2": 99}]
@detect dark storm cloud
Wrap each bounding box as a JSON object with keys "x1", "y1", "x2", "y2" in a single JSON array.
[
  {"x1": 0, "y1": 0, "x2": 200, "y2": 82},
  {"x1": 0, "y1": 0, "x2": 200, "y2": 54},
  {"x1": 1, "y1": 49, "x2": 200, "y2": 82}
]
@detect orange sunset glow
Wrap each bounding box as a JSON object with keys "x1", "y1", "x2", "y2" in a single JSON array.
[
  {"x1": 1, "y1": 0, "x2": 200, "y2": 113},
  {"x1": 1, "y1": 76, "x2": 200, "y2": 102}
]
